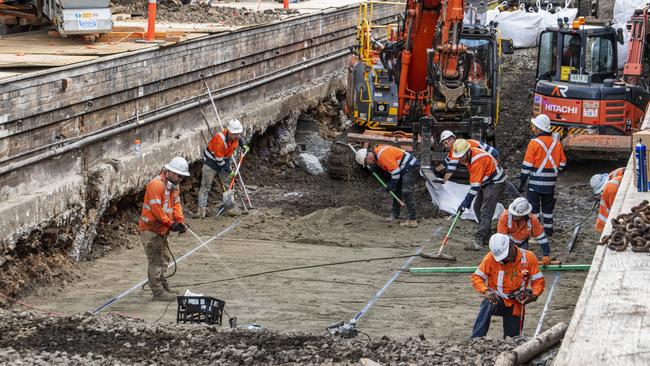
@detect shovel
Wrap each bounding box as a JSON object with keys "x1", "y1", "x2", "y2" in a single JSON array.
[
  {"x1": 420, "y1": 211, "x2": 460, "y2": 261},
  {"x1": 222, "y1": 149, "x2": 248, "y2": 209}
]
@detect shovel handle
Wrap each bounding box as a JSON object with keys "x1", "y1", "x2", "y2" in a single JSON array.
[
  {"x1": 228, "y1": 149, "x2": 248, "y2": 190},
  {"x1": 372, "y1": 172, "x2": 405, "y2": 207},
  {"x1": 437, "y1": 211, "x2": 462, "y2": 254}
]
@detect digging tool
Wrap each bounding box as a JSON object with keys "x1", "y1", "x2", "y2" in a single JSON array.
[
  {"x1": 420, "y1": 211, "x2": 459, "y2": 261},
  {"x1": 534, "y1": 272, "x2": 560, "y2": 337},
  {"x1": 200, "y1": 109, "x2": 215, "y2": 136},
  {"x1": 567, "y1": 224, "x2": 580, "y2": 253},
  {"x1": 204, "y1": 82, "x2": 224, "y2": 130},
  {"x1": 519, "y1": 270, "x2": 531, "y2": 335},
  {"x1": 345, "y1": 143, "x2": 405, "y2": 207},
  {"x1": 223, "y1": 149, "x2": 249, "y2": 209}
]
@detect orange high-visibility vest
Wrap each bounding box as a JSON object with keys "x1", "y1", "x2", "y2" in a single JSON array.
[
  {"x1": 373, "y1": 145, "x2": 415, "y2": 180},
  {"x1": 521, "y1": 133, "x2": 567, "y2": 193},
  {"x1": 595, "y1": 168, "x2": 625, "y2": 232},
  {"x1": 472, "y1": 247, "x2": 545, "y2": 316},
  {"x1": 139, "y1": 174, "x2": 184, "y2": 236},
  {"x1": 497, "y1": 210, "x2": 546, "y2": 244},
  {"x1": 205, "y1": 130, "x2": 239, "y2": 167}
]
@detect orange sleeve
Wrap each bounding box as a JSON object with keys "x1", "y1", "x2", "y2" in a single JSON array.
[
  {"x1": 497, "y1": 212, "x2": 508, "y2": 234},
  {"x1": 528, "y1": 254, "x2": 545, "y2": 297},
  {"x1": 603, "y1": 185, "x2": 617, "y2": 210},
  {"x1": 471, "y1": 255, "x2": 491, "y2": 294},
  {"x1": 147, "y1": 181, "x2": 173, "y2": 228},
  {"x1": 531, "y1": 215, "x2": 545, "y2": 237},
  {"x1": 172, "y1": 190, "x2": 184, "y2": 224},
  {"x1": 523, "y1": 141, "x2": 537, "y2": 166}
]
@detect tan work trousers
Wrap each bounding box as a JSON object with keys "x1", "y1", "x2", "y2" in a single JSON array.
[{"x1": 141, "y1": 231, "x2": 171, "y2": 295}]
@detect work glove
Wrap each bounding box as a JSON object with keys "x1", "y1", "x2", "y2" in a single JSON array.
[
  {"x1": 483, "y1": 289, "x2": 499, "y2": 304},
  {"x1": 170, "y1": 222, "x2": 184, "y2": 233},
  {"x1": 179, "y1": 223, "x2": 189, "y2": 234},
  {"x1": 457, "y1": 205, "x2": 467, "y2": 214},
  {"x1": 517, "y1": 182, "x2": 526, "y2": 194},
  {"x1": 523, "y1": 291, "x2": 538, "y2": 305},
  {"x1": 242, "y1": 145, "x2": 250, "y2": 154},
  {"x1": 542, "y1": 256, "x2": 551, "y2": 266}
]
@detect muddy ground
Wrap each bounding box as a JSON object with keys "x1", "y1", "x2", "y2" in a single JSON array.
[{"x1": 2, "y1": 48, "x2": 624, "y2": 364}]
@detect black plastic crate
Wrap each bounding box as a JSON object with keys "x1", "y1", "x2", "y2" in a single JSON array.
[{"x1": 176, "y1": 296, "x2": 225, "y2": 325}]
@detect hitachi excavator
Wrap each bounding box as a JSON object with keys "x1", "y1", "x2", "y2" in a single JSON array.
[
  {"x1": 532, "y1": 9, "x2": 650, "y2": 160},
  {"x1": 329, "y1": 0, "x2": 512, "y2": 182}
]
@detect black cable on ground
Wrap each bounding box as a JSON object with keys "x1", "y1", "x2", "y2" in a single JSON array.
[
  {"x1": 153, "y1": 297, "x2": 176, "y2": 324},
  {"x1": 358, "y1": 330, "x2": 373, "y2": 343},
  {"x1": 142, "y1": 240, "x2": 178, "y2": 291},
  {"x1": 173, "y1": 254, "x2": 416, "y2": 289},
  {"x1": 565, "y1": 201, "x2": 599, "y2": 232}
]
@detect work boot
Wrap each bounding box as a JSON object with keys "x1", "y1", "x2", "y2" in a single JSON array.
[
  {"x1": 384, "y1": 216, "x2": 398, "y2": 223},
  {"x1": 162, "y1": 282, "x2": 178, "y2": 295},
  {"x1": 464, "y1": 240, "x2": 483, "y2": 251},
  {"x1": 400, "y1": 219, "x2": 418, "y2": 228},
  {"x1": 152, "y1": 291, "x2": 176, "y2": 302},
  {"x1": 192, "y1": 207, "x2": 207, "y2": 219}
]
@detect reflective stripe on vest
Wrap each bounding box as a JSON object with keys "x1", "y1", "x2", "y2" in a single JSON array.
[
  {"x1": 471, "y1": 151, "x2": 505, "y2": 184},
  {"x1": 533, "y1": 136, "x2": 559, "y2": 175},
  {"x1": 204, "y1": 132, "x2": 228, "y2": 163},
  {"x1": 507, "y1": 213, "x2": 532, "y2": 244},
  {"x1": 496, "y1": 248, "x2": 527, "y2": 299}
]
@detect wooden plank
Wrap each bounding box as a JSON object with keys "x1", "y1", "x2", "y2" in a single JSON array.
[
  {"x1": 0, "y1": 54, "x2": 98, "y2": 68},
  {"x1": 0, "y1": 15, "x2": 18, "y2": 25},
  {"x1": 554, "y1": 114, "x2": 650, "y2": 365}
]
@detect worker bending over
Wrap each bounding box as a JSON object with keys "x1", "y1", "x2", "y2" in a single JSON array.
[
  {"x1": 197, "y1": 119, "x2": 247, "y2": 218},
  {"x1": 591, "y1": 167, "x2": 625, "y2": 232},
  {"x1": 453, "y1": 139, "x2": 506, "y2": 250},
  {"x1": 139, "y1": 157, "x2": 190, "y2": 301},
  {"x1": 355, "y1": 145, "x2": 420, "y2": 228},
  {"x1": 435, "y1": 130, "x2": 499, "y2": 183},
  {"x1": 471, "y1": 233, "x2": 545, "y2": 338},
  {"x1": 498, "y1": 197, "x2": 551, "y2": 266},
  {"x1": 519, "y1": 115, "x2": 566, "y2": 236}
]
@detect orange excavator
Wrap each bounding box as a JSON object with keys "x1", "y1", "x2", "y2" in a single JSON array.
[
  {"x1": 335, "y1": 0, "x2": 512, "y2": 183},
  {"x1": 532, "y1": 9, "x2": 650, "y2": 160}
]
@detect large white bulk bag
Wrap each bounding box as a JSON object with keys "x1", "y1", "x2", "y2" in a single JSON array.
[{"x1": 494, "y1": 8, "x2": 544, "y2": 48}]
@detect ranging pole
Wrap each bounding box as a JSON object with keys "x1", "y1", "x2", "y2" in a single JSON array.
[{"x1": 147, "y1": 0, "x2": 157, "y2": 42}]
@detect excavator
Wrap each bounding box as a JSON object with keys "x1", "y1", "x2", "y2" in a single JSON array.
[
  {"x1": 330, "y1": 0, "x2": 513, "y2": 183},
  {"x1": 532, "y1": 8, "x2": 650, "y2": 160}
]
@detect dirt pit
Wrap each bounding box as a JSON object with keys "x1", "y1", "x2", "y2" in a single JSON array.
[{"x1": 2, "y1": 49, "x2": 624, "y2": 364}]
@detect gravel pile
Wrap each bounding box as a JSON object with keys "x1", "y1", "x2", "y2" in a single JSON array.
[
  {"x1": 0, "y1": 309, "x2": 526, "y2": 365},
  {"x1": 110, "y1": 1, "x2": 281, "y2": 26}
]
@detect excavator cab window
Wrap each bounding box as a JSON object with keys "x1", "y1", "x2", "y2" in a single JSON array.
[
  {"x1": 586, "y1": 34, "x2": 616, "y2": 82},
  {"x1": 560, "y1": 34, "x2": 582, "y2": 80},
  {"x1": 537, "y1": 31, "x2": 558, "y2": 81},
  {"x1": 459, "y1": 38, "x2": 492, "y2": 97}
]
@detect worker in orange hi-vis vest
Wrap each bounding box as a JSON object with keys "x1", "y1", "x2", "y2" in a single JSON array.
[
  {"x1": 590, "y1": 167, "x2": 625, "y2": 233},
  {"x1": 518, "y1": 114, "x2": 566, "y2": 237},
  {"x1": 197, "y1": 118, "x2": 248, "y2": 218},
  {"x1": 354, "y1": 145, "x2": 420, "y2": 228},
  {"x1": 497, "y1": 197, "x2": 552, "y2": 266},
  {"x1": 435, "y1": 130, "x2": 499, "y2": 183},
  {"x1": 471, "y1": 233, "x2": 544, "y2": 338},
  {"x1": 452, "y1": 139, "x2": 506, "y2": 251},
  {"x1": 139, "y1": 157, "x2": 190, "y2": 302}
]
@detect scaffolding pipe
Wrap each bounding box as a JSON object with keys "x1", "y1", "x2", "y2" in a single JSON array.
[{"x1": 409, "y1": 264, "x2": 591, "y2": 274}]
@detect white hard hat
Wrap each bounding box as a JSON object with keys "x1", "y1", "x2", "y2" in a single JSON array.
[
  {"x1": 509, "y1": 197, "x2": 532, "y2": 216},
  {"x1": 227, "y1": 119, "x2": 243, "y2": 134},
  {"x1": 439, "y1": 130, "x2": 455, "y2": 143},
  {"x1": 530, "y1": 114, "x2": 551, "y2": 132},
  {"x1": 165, "y1": 156, "x2": 190, "y2": 177},
  {"x1": 355, "y1": 148, "x2": 368, "y2": 166},
  {"x1": 590, "y1": 173, "x2": 609, "y2": 195},
  {"x1": 489, "y1": 233, "x2": 511, "y2": 262},
  {"x1": 452, "y1": 139, "x2": 471, "y2": 158}
]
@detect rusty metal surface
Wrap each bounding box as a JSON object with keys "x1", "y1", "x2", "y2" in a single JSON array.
[
  {"x1": 602, "y1": 200, "x2": 650, "y2": 252},
  {"x1": 562, "y1": 134, "x2": 632, "y2": 152}
]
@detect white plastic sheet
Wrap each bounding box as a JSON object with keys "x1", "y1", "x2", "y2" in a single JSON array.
[
  {"x1": 425, "y1": 181, "x2": 505, "y2": 222},
  {"x1": 613, "y1": 0, "x2": 649, "y2": 68}
]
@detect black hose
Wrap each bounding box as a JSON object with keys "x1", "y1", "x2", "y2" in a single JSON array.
[
  {"x1": 141, "y1": 238, "x2": 178, "y2": 291},
  {"x1": 172, "y1": 253, "x2": 417, "y2": 289}
]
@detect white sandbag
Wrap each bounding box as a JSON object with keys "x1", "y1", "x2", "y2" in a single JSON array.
[
  {"x1": 494, "y1": 9, "x2": 544, "y2": 48},
  {"x1": 537, "y1": 0, "x2": 577, "y2": 30},
  {"x1": 425, "y1": 181, "x2": 505, "y2": 222}
]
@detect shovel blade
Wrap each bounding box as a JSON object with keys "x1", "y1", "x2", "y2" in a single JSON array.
[{"x1": 222, "y1": 190, "x2": 235, "y2": 209}]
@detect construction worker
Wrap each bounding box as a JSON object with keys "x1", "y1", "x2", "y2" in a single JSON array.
[
  {"x1": 471, "y1": 233, "x2": 545, "y2": 338},
  {"x1": 197, "y1": 119, "x2": 247, "y2": 218},
  {"x1": 355, "y1": 145, "x2": 420, "y2": 228},
  {"x1": 435, "y1": 130, "x2": 499, "y2": 184},
  {"x1": 591, "y1": 167, "x2": 625, "y2": 232},
  {"x1": 453, "y1": 139, "x2": 506, "y2": 250},
  {"x1": 497, "y1": 197, "x2": 551, "y2": 266},
  {"x1": 519, "y1": 114, "x2": 566, "y2": 237},
  {"x1": 139, "y1": 157, "x2": 190, "y2": 301}
]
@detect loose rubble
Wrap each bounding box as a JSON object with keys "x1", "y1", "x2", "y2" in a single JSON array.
[{"x1": 0, "y1": 309, "x2": 527, "y2": 365}]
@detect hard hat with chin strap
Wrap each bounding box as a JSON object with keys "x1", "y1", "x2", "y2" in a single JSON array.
[
  {"x1": 530, "y1": 114, "x2": 551, "y2": 132},
  {"x1": 439, "y1": 130, "x2": 455, "y2": 143},
  {"x1": 452, "y1": 138, "x2": 471, "y2": 158},
  {"x1": 590, "y1": 173, "x2": 609, "y2": 195},
  {"x1": 509, "y1": 197, "x2": 532, "y2": 216},
  {"x1": 227, "y1": 119, "x2": 243, "y2": 134},
  {"x1": 355, "y1": 148, "x2": 368, "y2": 166},
  {"x1": 489, "y1": 233, "x2": 511, "y2": 262},
  {"x1": 165, "y1": 157, "x2": 190, "y2": 176}
]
